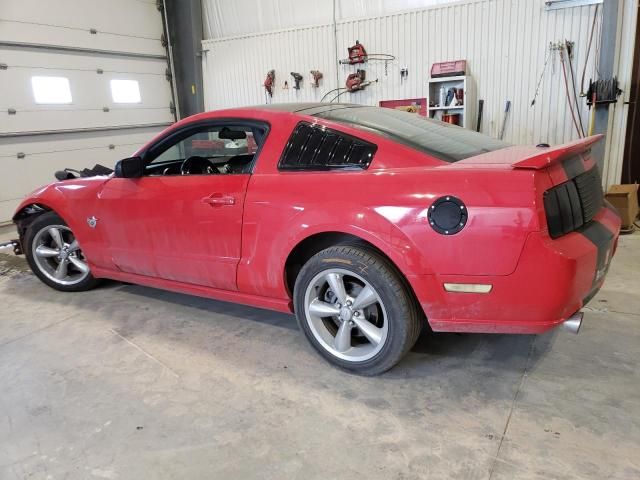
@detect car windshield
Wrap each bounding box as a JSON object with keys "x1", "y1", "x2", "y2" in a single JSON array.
[{"x1": 314, "y1": 106, "x2": 510, "y2": 163}]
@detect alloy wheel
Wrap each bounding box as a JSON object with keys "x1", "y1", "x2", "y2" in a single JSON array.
[
  {"x1": 31, "y1": 225, "x2": 90, "y2": 286},
  {"x1": 303, "y1": 268, "x2": 389, "y2": 362}
]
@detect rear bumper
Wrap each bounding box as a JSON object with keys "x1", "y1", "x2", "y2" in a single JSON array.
[{"x1": 411, "y1": 205, "x2": 621, "y2": 334}]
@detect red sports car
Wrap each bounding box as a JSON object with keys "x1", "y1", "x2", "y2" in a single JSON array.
[{"x1": 11, "y1": 103, "x2": 621, "y2": 375}]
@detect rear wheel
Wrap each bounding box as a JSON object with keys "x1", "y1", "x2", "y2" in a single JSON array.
[
  {"x1": 24, "y1": 212, "x2": 99, "y2": 292},
  {"x1": 294, "y1": 245, "x2": 422, "y2": 375}
]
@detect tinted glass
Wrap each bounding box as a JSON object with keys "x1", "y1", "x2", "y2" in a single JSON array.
[{"x1": 314, "y1": 106, "x2": 510, "y2": 162}]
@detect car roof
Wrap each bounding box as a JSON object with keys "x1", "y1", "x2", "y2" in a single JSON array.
[
  {"x1": 182, "y1": 103, "x2": 364, "y2": 124},
  {"x1": 238, "y1": 102, "x2": 366, "y2": 116}
]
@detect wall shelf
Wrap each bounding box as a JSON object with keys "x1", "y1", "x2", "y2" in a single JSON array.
[
  {"x1": 427, "y1": 75, "x2": 475, "y2": 129},
  {"x1": 429, "y1": 106, "x2": 464, "y2": 111}
]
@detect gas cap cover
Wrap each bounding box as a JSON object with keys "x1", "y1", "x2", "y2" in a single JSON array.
[{"x1": 427, "y1": 196, "x2": 467, "y2": 235}]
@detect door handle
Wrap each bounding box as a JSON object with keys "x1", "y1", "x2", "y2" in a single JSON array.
[{"x1": 201, "y1": 194, "x2": 235, "y2": 206}]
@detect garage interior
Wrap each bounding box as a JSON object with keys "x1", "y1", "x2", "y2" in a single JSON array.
[{"x1": 1, "y1": 0, "x2": 639, "y2": 479}]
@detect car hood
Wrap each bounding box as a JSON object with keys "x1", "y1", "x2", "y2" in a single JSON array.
[{"x1": 14, "y1": 176, "x2": 112, "y2": 220}]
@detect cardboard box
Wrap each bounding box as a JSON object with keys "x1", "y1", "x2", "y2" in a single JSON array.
[{"x1": 605, "y1": 184, "x2": 639, "y2": 228}]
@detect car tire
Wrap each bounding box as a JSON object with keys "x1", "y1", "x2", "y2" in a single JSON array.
[
  {"x1": 293, "y1": 245, "x2": 422, "y2": 375},
  {"x1": 24, "y1": 211, "x2": 100, "y2": 292}
]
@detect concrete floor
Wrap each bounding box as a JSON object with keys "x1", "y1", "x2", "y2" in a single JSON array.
[{"x1": 1, "y1": 226, "x2": 639, "y2": 480}]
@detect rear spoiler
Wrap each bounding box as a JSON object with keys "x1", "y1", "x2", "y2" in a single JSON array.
[{"x1": 511, "y1": 135, "x2": 604, "y2": 170}]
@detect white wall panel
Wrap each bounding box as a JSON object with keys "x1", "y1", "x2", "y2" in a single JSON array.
[
  {"x1": 203, "y1": 24, "x2": 338, "y2": 106},
  {"x1": 0, "y1": 0, "x2": 174, "y2": 223},
  {"x1": 0, "y1": 49, "x2": 174, "y2": 134},
  {"x1": 0, "y1": 0, "x2": 164, "y2": 56},
  {"x1": 202, "y1": 0, "x2": 636, "y2": 187}
]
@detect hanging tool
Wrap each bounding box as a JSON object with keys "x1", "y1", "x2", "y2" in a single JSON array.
[
  {"x1": 476, "y1": 99, "x2": 484, "y2": 132},
  {"x1": 580, "y1": 4, "x2": 599, "y2": 96},
  {"x1": 263, "y1": 70, "x2": 275, "y2": 98},
  {"x1": 328, "y1": 71, "x2": 378, "y2": 103},
  {"x1": 400, "y1": 67, "x2": 408, "y2": 84},
  {"x1": 338, "y1": 40, "x2": 395, "y2": 71},
  {"x1": 310, "y1": 70, "x2": 323, "y2": 88},
  {"x1": 586, "y1": 78, "x2": 622, "y2": 105},
  {"x1": 345, "y1": 70, "x2": 373, "y2": 92},
  {"x1": 282, "y1": 80, "x2": 289, "y2": 89},
  {"x1": 290, "y1": 72, "x2": 303, "y2": 90},
  {"x1": 565, "y1": 40, "x2": 585, "y2": 137},
  {"x1": 499, "y1": 100, "x2": 511, "y2": 140},
  {"x1": 588, "y1": 90, "x2": 597, "y2": 136},
  {"x1": 559, "y1": 46, "x2": 583, "y2": 138},
  {"x1": 339, "y1": 40, "x2": 368, "y2": 64},
  {"x1": 530, "y1": 45, "x2": 552, "y2": 106}
]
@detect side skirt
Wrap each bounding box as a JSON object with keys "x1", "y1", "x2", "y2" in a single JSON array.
[{"x1": 91, "y1": 267, "x2": 294, "y2": 314}]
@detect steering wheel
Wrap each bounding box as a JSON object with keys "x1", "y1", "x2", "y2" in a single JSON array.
[{"x1": 180, "y1": 156, "x2": 217, "y2": 175}]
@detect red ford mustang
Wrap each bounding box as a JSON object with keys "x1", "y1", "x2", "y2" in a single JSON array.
[{"x1": 11, "y1": 103, "x2": 621, "y2": 375}]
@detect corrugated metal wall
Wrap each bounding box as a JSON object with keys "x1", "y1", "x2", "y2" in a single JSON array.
[
  {"x1": 202, "y1": 0, "x2": 461, "y2": 39},
  {"x1": 202, "y1": 0, "x2": 637, "y2": 184}
]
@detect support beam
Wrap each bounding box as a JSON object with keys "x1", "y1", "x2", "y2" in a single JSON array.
[
  {"x1": 164, "y1": 0, "x2": 205, "y2": 119},
  {"x1": 592, "y1": 0, "x2": 620, "y2": 171}
]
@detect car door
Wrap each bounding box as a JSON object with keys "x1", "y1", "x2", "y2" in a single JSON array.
[{"x1": 97, "y1": 121, "x2": 268, "y2": 291}]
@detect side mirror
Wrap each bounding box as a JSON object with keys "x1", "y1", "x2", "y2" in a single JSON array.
[{"x1": 114, "y1": 156, "x2": 144, "y2": 178}]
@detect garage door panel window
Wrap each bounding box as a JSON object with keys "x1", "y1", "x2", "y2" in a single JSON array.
[
  {"x1": 145, "y1": 125, "x2": 266, "y2": 176},
  {"x1": 110, "y1": 79, "x2": 142, "y2": 104},
  {"x1": 31, "y1": 76, "x2": 73, "y2": 104}
]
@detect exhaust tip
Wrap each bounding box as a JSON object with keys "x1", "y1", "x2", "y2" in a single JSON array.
[{"x1": 561, "y1": 312, "x2": 583, "y2": 334}]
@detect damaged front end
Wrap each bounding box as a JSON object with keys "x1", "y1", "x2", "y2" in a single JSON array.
[
  {"x1": 0, "y1": 239, "x2": 23, "y2": 255},
  {"x1": 6, "y1": 204, "x2": 51, "y2": 256},
  {"x1": 54, "y1": 163, "x2": 114, "y2": 181},
  {"x1": 4, "y1": 166, "x2": 115, "y2": 256}
]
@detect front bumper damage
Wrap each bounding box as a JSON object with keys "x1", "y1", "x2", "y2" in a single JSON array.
[{"x1": 0, "y1": 239, "x2": 23, "y2": 256}]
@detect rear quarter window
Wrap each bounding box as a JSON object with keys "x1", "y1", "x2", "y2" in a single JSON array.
[{"x1": 279, "y1": 122, "x2": 376, "y2": 171}]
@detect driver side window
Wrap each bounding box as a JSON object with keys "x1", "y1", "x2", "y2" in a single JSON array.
[{"x1": 145, "y1": 123, "x2": 265, "y2": 176}]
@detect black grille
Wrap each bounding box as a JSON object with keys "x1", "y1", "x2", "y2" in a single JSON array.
[
  {"x1": 575, "y1": 167, "x2": 604, "y2": 221},
  {"x1": 544, "y1": 167, "x2": 604, "y2": 238}
]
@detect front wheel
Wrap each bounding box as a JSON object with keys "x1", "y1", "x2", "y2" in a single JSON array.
[
  {"x1": 293, "y1": 245, "x2": 422, "y2": 375},
  {"x1": 24, "y1": 212, "x2": 99, "y2": 292}
]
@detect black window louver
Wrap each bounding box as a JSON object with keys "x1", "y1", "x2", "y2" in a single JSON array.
[{"x1": 279, "y1": 122, "x2": 376, "y2": 171}]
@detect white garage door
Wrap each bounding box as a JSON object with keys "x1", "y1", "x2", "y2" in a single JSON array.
[{"x1": 0, "y1": 0, "x2": 176, "y2": 223}]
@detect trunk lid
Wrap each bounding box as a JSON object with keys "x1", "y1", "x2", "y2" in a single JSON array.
[
  {"x1": 456, "y1": 135, "x2": 602, "y2": 167},
  {"x1": 510, "y1": 135, "x2": 603, "y2": 171},
  {"x1": 454, "y1": 135, "x2": 603, "y2": 186},
  {"x1": 456, "y1": 135, "x2": 605, "y2": 238}
]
